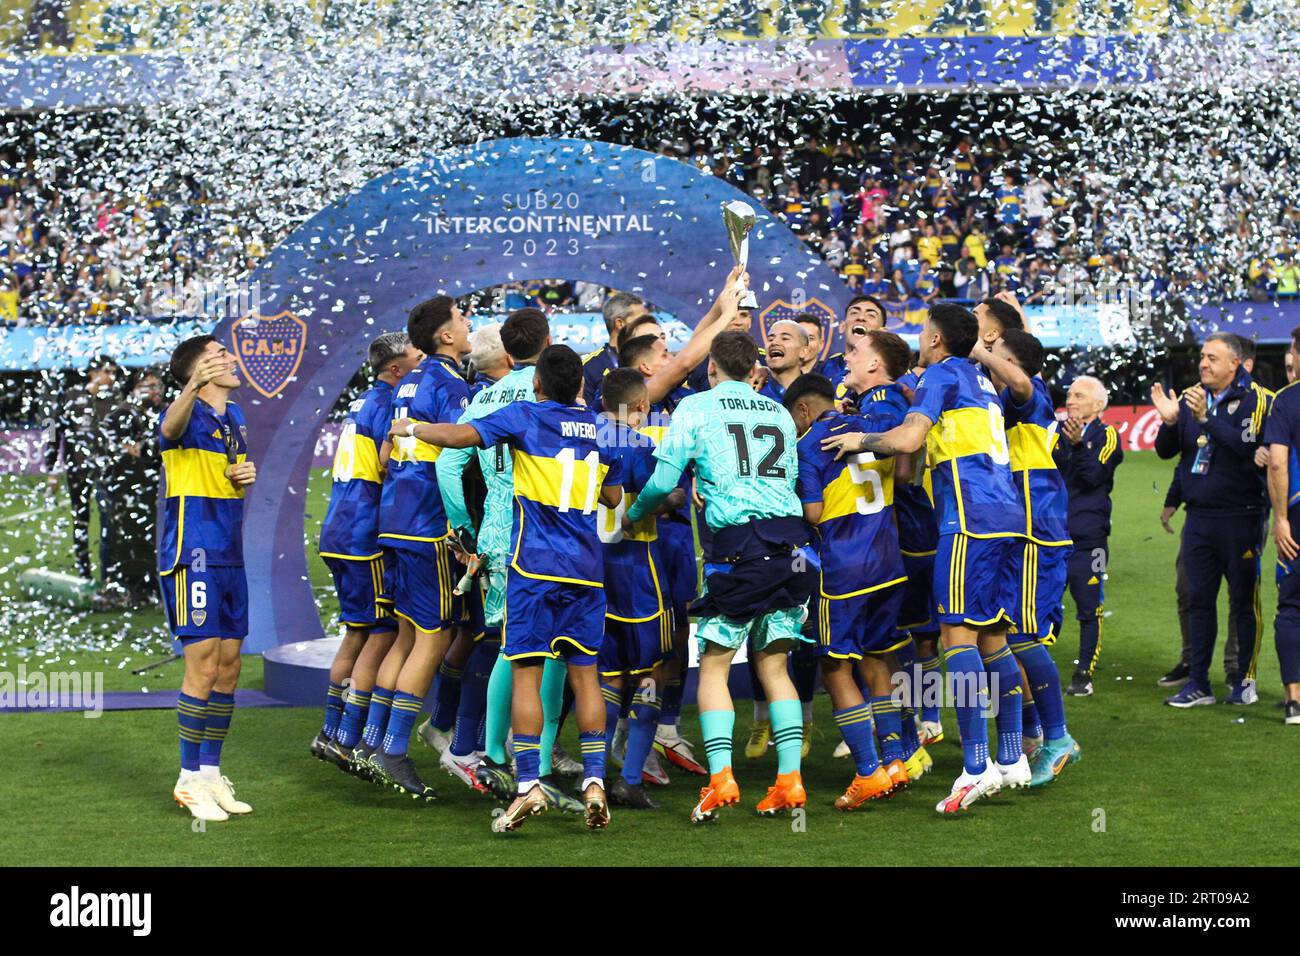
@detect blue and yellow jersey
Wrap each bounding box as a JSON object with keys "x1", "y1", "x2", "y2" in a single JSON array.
[
  {"x1": 1263, "y1": 380, "x2": 1300, "y2": 517},
  {"x1": 319, "y1": 380, "x2": 393, "y2": 560},
  {"x1": 378, "y1": 354, "x2": 470, "y2": 547},
  {"x1": 1002, "y1": 377, "x2": 1072, "y2": 546},
  {"x1": 797, "y1": 409, "x2": 905, "y2": 597},
  {"x1": 891, "y1": 370, "x2": 939, "y2": 554},
  {"x1": 156, "y1": 399, "x2": 248, "y2": 574},
  {"x1": 995, "y1": 185, "x2": 1022, "y2": 223},
  {"x1": 473, "y1": 400, "x2": 624, "y2": 588},
  {"x1": 909, "y1": 356, "x2": 1024, "y2": 538},
  {"x1": 597, "y1": 420, "x2": 667, "y2": 621}
]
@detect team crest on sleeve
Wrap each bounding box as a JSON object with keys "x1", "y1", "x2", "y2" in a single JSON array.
[
  {"x1": 231, "y1": 311, "x2": 308, "y2": 399},
  {"x1": 758, "y1": 298, "x2": 836, "y2": 362}
]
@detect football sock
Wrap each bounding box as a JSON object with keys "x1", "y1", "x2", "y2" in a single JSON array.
[
  {"x1": 381, "y1": 691, "x2": 423, "y2": 757},
  {"x1": 1021, "y1": 699, "x2": 1043, "y2": 740},
  {"x1": 699, "y1": 709, "x2": 735, "y2": 774},
  {"x1": 1013, "y1": 642, "x2": 1068, "y2": 741},
  {"x1": 198, "y1": 691, "x2": 234, "y2": 771},
  {"x1": 322, "y1": 681, "x2": 346, "y2": 739},
  {"x1": 336, "y1": 688, "x2": 371, "y2": 749},
  {"x1": 752, "y1": 699, "x2": 769, "y2": 722},
  {"x1": 1078, "y1": 607, "x2": 1102, "y2": 677},
  {"x1": 622, "y1": 690, "x2": 661, "y2": 786},
  {"x1": 578, "y1": 730, "x2": 606, "y2": 783},
  {"x1": 944, "y1": 644, "x2": 990, "y2": 774},
  {"x1": 484, "y1": 655, "x2": 512, "y2": 764},
  {"x1": 428, "y1": 661, "x2": 464, "y2": 733},
  {"x1": 832, "y1": 703, "x2": 880, "y2": 777},
  {"x1": 769, "y1": 699, "x2": 803, "y2": 774},
  {"x1": 177, "y1": 692, "x2": 207, "y2": 773},
  {"x1": 869, "y1": 695, "x2": 904, "y2": 763},
  {"x1": 659, "y1": 672, "x2": 684, "y2": 730},
  {"x1": 539, "y1": 658, "x2": 566, "y2": 774},
  {"x1": 556, "y1": 680, "x2": 575, "y2": 736},
  {"x1": 982, "y1": 646, "x2": 1024, "y2": 764},
  {"x1": 792, "y1": 649, "x2": 818, "y2": 705},
  {"x1": 361, "y1": 685, "x2": 393, "y2": 749},
  {"x1": 514, "y1": 733, "x2": 541, "y2": 787},
  {"x1": 918, "y1": 645, "x2": 943, "y2": 724},
  {"x1": 449, "y1": 642, "x2": 494, "y2": 758},
  {"x1": 600, "y1": 682, "x2": 622, "y2": 757},
  {"x1": 899, "y1": 706, "x2": 921, "y2": 757}
]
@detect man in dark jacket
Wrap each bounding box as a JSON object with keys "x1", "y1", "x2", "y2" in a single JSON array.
[
  {"x1": 1059, "y1": 375, "x2": 1124, "y2": 696},
  {"x1": 1152, "y1": 332, "x2": 1271, "y2": 707},
  {"x1": 101, "y1": 368, "x2": 166, "y2": 605}
]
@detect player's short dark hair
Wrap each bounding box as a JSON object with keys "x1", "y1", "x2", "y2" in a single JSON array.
[
  {"x1": 619, "y1": 333, "x2": 661, "y2": 371},
  {"x1": 794, "y1": 312, "x2": 823, "y2": 336},
  {"x1": 1234, "y1": 334, "x2": 1257, "y2": 364},
  {"x1": 368, "y1": 331, "x2": 411, "y2": 372},
  {"x1": 981, "y1": 297, "x2": 1023, "y2": 332},
  {"x1": 407, "y1": 295, "x2": 456, "y2": 354},
  {"x1": 999, "y1": 328, "x2": 1045, "y2": 377},
  {"x1": 782, "y1": 373, "x2": 836, "y2": 412},
  {"x1": 535, "y1": 344, "x2": 583, "y2": 405},
  {"x1": 845, "y1": 294, "x2": 883, "y2": 319},
  {"x1": 861, "y1": 329, "x2": 912, "y2": 381},
  {"x1": 500, "y1": 307, "x2": 549, "y2": 360},
  {"x1": 602, "y1": 367, "x2": 648, "y2": 413},
  {"x1": 1290, "y1": 326, "x2": 1300, "y2": 353},
  {"x1": 621, "y1": 313, "x2": 661, "y2": 345},
  {"x1": 169, "y1": 334, "x2": 217, "y2": 384},
  {"x1": 710, "y1": 331, "x2": 760, "y2": 381},
  {"x1": 927, "y1": 303, "x2": 980, "y2": 358}
]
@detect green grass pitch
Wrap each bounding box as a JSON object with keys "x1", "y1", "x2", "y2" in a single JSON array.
[{"x1": 1, "y1": 451, "x2": 1295, "y2": 866}]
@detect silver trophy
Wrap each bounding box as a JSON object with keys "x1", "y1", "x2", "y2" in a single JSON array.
[{"x1": 721, "y1": 200, "x2": 758, "y2": 308}]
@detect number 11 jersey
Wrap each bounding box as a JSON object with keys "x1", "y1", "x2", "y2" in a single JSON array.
[{"x1": 909, "y1": 355, "x2": 1024, "y2": 538}]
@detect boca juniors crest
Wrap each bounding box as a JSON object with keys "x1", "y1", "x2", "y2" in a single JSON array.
[
  {"x1": 758, "y1": 298, "x2": 837, "y2": 363},
  {"x1": 231, "y1": 311, "x2": 308, "y2": 398}
]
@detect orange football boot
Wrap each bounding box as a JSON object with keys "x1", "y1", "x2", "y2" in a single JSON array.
[
  {"x1": 884, "y1": 759, "x2": 910, "y2": 792},
  {"x1": 756, "y1": 770, "x2": 807, "y2": 815},
  {"x1": 833, "y1": 766, "x2": 896, "y2": 810},
  {"x1": 690, "y1": 767, "x2": 741, "y2": 823}
]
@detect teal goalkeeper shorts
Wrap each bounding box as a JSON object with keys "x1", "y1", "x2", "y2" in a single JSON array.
[{"x1": 694, "y1": 576, "x2": 812, "y2": 656}]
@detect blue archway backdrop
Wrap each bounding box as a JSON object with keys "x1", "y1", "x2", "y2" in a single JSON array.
[{"x1": 214, "y1": 136, "x2": 853, "y2": 652}]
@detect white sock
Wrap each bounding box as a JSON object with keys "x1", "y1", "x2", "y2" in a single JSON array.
[
  {"x1": 801, "y1": 701, "x2": 814, "y2": 723},
  {"x1": 656, "y1": 721, "x2": 678, "y2": 738},
  {"x1": 581, "y1": 776, "x2": 604, "y2": 792},
  {"x1": 200, "y1": 764, "x2": 220, "y2": 781},
  {"x1": 518, "y1": 779, "x2": 537, "y2": 795},
  {"x1": 179, "y1": 767, "x2": 201, "y2": 782},
  {"x1": 754, "y1": 700, "x2": 769, "y2": 722}
]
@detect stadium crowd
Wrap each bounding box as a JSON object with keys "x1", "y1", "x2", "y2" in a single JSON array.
[{"x1": 4, "y1": 125, "x2": 1300, "y2": 328}]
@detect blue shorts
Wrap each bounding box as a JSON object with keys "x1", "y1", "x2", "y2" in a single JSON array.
[
  {"x1": 898, "y1": 550, "x2": 937, "y2": 634},
  {"x1": 597, "y1": 612, "x2": 672, "y2": 677},
  {"x1": 933, "y1": 533, "x2": 1021, "y2": 630},
  {"x1": 1009, "y1": 542, "x2": 1072, "y2": 645},
  {"x1": 323, "y1": 554, "x2": 397, "y2": 633},
  {"x1": 386, "y1": 540, "x2": 461, "y2": 634},
  {"x1": 814, "y1": 582, "x2": 907, "y2": 660},
  {"x1": 161, "y1": 565, "x2": 248, "y2": 643},
  {"x1": 659, "y1": 520, "x2": 697, "y2": 628},
  {"x1": 502, "y1": 572, "x2": 606, "y2": 666}
]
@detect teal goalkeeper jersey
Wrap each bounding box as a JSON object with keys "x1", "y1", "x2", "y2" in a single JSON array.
[
  {"x1": 627, "y1": 378, "x2": 801, "y2": 531},
  {"x1": 436, "y1": 364, "x2": 535, "y2": 557}
]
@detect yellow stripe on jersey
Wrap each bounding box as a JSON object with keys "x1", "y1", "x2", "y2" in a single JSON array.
[
  {"x1": 162, "y1": 447, "x2": 247, "y2": 499},
  {"x1": 333, "y1": 431, "x2": 383, "y2": 484},
  {"x1": 600, "y1": 491, "x2": 657, "y2": 542},
  {"x1": 639, "y1": 424, "x2": 668, "y2": 444},
  {"x1": 512, "y1": 449, "x2": 611, "y2": 512},
  {"x1": 818, "y1": 456, "x2": 896, "y2": 523},
  {"x1": 1098, "y1": 426, "x2": 1118, "y2": 464},
  {"x1": 388, "y1": 421, "x2": 443, "y2": 465},
  {"x1": 925, "y1": 404, "x2": 1006, "y2": 468},
  {"x1": 1006, "y1": 421, "x2": 1059, "y2": 473}
]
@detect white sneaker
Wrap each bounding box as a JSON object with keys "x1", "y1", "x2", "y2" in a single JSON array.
[
  {"x1": 641, "y1": 748, "x2": 670, "y2": 786},
  {"x1": 996, "y1": 754, "x2": 1032, "y2": 790},
  {"x1": 174, "y1": 772, "x2": 228, "y2": 822},
  {"x1": 935, "y1": 763, "x2": 1002, "y2": 814},
  {"x1": 550, "y1": 744, "x2": 583, "y2": 776},
  {"x1": 832, "y1": 739, "x2": 851, "y2": 759},
  {"x1": 921, "y1": 720, "x2": 944, "y2": 746},
  {"x1": 204, "y1": 773, "x2": 252, "y2": 814},
  {"x1": 439, "y1": 747, "x2": 481, "y2": 790},
  {"x1": 416, "y1": 718, "x2": 451, "y2": 755}
]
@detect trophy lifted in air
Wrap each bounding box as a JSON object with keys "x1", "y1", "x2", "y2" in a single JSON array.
[{"x1": 721, "y1": 199, "x2": 759, "y2": 309}]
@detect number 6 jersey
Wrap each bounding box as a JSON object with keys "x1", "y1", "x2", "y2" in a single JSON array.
[
  {"x1": 908, "y1": 356, "x2": 1025, "y2": 538},
  {"x1": 318, "y1": 380, "x2": 393, "y2": 560}
]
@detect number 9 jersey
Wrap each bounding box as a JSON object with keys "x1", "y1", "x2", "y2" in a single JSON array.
[
  {"x1": 318, "y1": 380, "x2": 393, "y2": 560},
  {"x1": 909, "y1": 356, "x2": 1025, "y2": 538}
]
